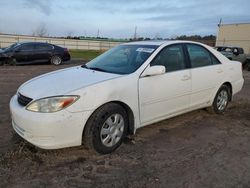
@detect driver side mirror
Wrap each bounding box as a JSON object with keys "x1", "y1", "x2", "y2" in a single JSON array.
[{"x1": 141, "y1": 65, "x2": 166, "y2": 77}]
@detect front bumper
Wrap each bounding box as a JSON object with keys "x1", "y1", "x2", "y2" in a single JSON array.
[{"x1": 10, "y1": 95, "x2": 93, "y2": 149}]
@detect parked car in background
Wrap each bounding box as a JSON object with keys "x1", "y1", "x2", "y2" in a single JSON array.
[
  {"x1": 215, "y1": 46, "x2": 250, "y2": 71},
  {"x1": 0, "y1": 42, "x2": 70, "y2": 65},
  {"x1": 215, "y1": 46, "x2": 246, "y2": 62},
  {"x1": 10, "y1": 41, "x2": 244, "y2": 154}
]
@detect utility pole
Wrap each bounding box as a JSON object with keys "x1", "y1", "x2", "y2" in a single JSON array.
[
  {"x1": 133, "y1": 26, "x2": 137, "y2": 40},
  {"x1": 218, "y1": 18, "x2": 222, "y2": 27},
  {"x1": 97, "y1": 29, "x2": 100, "y2": 38},
  {"x1": 216, "y1": 18, "x2": 222, "y2": 46}
]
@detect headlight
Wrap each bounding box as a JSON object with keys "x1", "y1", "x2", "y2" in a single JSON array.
[{"x1": 26, "y1": 96, "x2": 79, "y2": 113}]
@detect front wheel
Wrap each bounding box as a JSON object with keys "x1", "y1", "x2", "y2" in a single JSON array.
[
  {"x1": 83, "y1": 103, "x2": 128, "y2": 154},
  {"x1": 209, "y1": 85, "x2": 230, "y2": 114},
  {"x1": 50, "y1": 55, "x2": 62, "y2": 65}
]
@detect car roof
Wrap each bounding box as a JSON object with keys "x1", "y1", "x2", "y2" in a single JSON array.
[
  {"x1": 124, "y1": 40, "x2": 206, "y2": 47},
  {"x1": 15, "y1": 41, "x2": 52, "y2": 45}
]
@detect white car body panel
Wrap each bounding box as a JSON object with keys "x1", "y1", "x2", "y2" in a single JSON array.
[
  {"x1": 190, "y1": 64, "x2": 224, "y2": 107},
  {"x1": 139, "y1": 69, "x2": 191, "y2": 124},
  {"x1": 19, "y1": 66, "x2": 121, "y2": 99},
  {"x1": 10, "y1": 41, "x2": 244, "y2": 149}
]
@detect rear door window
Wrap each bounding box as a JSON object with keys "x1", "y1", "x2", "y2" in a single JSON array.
[
  {"x1": 211, "y1": 55, "x2": 221, "y2": 65},
  {"x1": 35, "y1": 43, "x2": 53, "y2": 51},
  {"x1": 186, "y1": 44, "x2": 215, "y2": 68}
]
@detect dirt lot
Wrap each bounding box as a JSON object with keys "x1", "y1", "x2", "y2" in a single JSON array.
[{"x1": 0, "y1": 63, "x2": 250, "y2": 188}]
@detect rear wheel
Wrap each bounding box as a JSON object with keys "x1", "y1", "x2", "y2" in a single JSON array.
[
  {"x1": 51, "y1": 55, "x2": 62, "y2": 65},
  {"x1": 209, "y1": 85, "x2": 230, "y2": 114},
  {"x1": 83, "y1": 103, "x2": 128, "y2": 154}
]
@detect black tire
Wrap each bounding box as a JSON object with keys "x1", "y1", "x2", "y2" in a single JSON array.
[
  {"x1": 208, "y1": 85, "x2": 230, "y2": 114},
  {"x1": 50, "y1": 55, "x2": 62, "y2": 65},
  {"x1": 247, "y1": 63, "x2": 250, "y2": 71},
  {"x1": 243, "y1": 59, "x2": 250, "y2": 70},
  {"x1": 83, "y1": 103, "x2": 128, "y2": 154}
]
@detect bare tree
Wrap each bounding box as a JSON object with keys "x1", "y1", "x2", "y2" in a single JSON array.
[
  {"x1": 66, "y1": 31, "x2": 73, "y2": 38},
  {"x1": 32, "y1": 23, "x2": 48, "y2": 37}
]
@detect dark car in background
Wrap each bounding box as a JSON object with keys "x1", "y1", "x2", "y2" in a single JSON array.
[{"x1": 0, "y1": 42, "x2": 70, "y2": 65}]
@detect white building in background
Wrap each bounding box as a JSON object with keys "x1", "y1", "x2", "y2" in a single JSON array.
[{"x1": 216, "y1": 23, "x2": 250, "y2": 54}]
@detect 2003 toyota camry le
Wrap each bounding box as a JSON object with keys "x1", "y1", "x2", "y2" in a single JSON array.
[{"x1": 10, "y1": 41, "x2": 244, "y2": 154}]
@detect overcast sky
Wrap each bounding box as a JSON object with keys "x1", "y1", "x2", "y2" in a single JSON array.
[{"x1": 0, "y1": 0, "x2": 250, "y2": 38}]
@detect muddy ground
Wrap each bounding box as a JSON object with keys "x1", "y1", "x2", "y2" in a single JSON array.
[{"x1": 0, "y1": 62, "x2": 249, "y2": 188}]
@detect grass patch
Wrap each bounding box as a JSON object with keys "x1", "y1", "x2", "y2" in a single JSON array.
[{"x1": 69, "y1": 50, "x2": 103, "y2": 60}]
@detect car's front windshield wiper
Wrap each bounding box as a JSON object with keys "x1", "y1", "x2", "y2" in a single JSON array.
[
  {"x1": 81, "y1": 64, "x2": 109, "y2": 73},
  {"x1": 81, "y1": 64, "x2": 89, "y2": 69},
  {"x1": 88, "y1": 67, "x2": 109, "y2": 73}
]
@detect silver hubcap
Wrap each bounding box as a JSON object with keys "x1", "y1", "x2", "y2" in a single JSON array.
[
  {"x1": 52, "y1": 56, "x2": 61, "y2": 65},
  {"x1": 100, "y1": 114, "x2": 124, "y2": 147},
  {"x1": 217, "y1": 90, "x2": 228, "y2": 111}
]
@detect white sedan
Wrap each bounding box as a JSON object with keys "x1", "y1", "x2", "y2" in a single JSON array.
[{"x1": 10, "y1": 41, "x2": 244, "y2": 154}]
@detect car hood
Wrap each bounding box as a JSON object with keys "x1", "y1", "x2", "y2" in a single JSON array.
[{"x1": 18, "y1": 66, "x2": 122, "y2": 99}]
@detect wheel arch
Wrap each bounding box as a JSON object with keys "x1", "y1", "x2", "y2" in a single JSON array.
[
  {"x1": 82, "y1": 101, "x2": 135, "y2": 141},
  {"x1": 210, "y1": 81, "x2": 233, "y2": 105},
  {"x1": 111, "y1": 101, "x2": 135, "y2": 135},
  {"x1": 222, "y1": 82, "x2": 233, "y2": 101}
]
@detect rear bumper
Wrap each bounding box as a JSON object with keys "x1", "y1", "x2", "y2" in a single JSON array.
[{"x1": 63, "y1": 54, "x2": 71, "y2": 61}]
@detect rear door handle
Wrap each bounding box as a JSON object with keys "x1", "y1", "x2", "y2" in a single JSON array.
[{"x1": 181, "y1": 75, "x2": 191, "y2": 81}]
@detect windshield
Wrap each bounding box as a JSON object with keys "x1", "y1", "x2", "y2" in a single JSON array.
[
  {"x1": 85, "y1": 44, "x2": 158, "y2": 74},
  {"x1": 4, "y1": 43, "x2": 20, "y2": 52}
]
